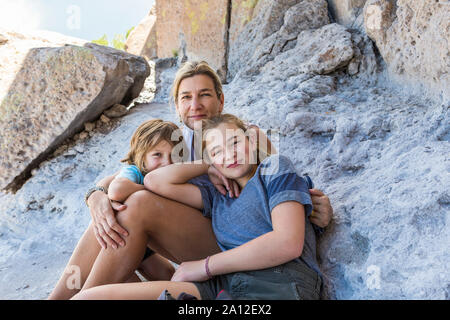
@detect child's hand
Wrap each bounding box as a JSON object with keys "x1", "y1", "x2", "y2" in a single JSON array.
[
  {"x1": 171, "y1": 259, "x2": 210, "y2": 282},
  {"x1": 208, "y1": 166, "x2": 240, "y2": 198}
]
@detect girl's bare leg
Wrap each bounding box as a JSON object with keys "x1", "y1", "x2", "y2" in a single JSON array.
[
  {"x1": 73, "y1": 281, "x2": 201, "y2": 300},
  {"x1": 82, "y1": 190, "x2": 220, "y2": 290}
]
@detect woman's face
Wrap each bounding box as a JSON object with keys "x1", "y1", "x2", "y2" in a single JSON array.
[
  {"x1": 204, "y1": 122, "x2": 257, "y2": 181},
  {"x1": 176, "y1": 74, "x2": 224, "y2": 129},
  {"x1": 143, "y1": 139, "x2": 173, "y2": 172}
]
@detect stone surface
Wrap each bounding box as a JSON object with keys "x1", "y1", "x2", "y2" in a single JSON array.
[
  {"x1": 228, "y1": 0, "x2": 330, "y2": 79},
  {"x1": 124, "y1": 6, "x2": 157, "y2": 60},
  {"x1": 0, "y1": 34, "x2": 150, "y2": 191},
  {"x1": 104, "y1": 104, "x2": 128, "y2": 118},
  {"x1": 327, "y1": 0, "x2": 367, "y2": 31},
  {"x1": 155, "y1": 0, "x2": 230, "y2": 80},
  {"x1": 152, "y1": 57, "x2": 178, "y2": 104},
  {"x1": 363, "y1": 0, "x2": 450, "y2": 100},
  {"x1": 0, "y1": 34, "x2": 8, "y2": 45},
  {"x1": 228, "y1": 0, "x2": 260, "y2": 45},
  {"x1": 262, "y1": 23, "x2": 355, "y2": 77},
  {"x1": 223, "y1": 60, "x2": 449, "y2": 300}
]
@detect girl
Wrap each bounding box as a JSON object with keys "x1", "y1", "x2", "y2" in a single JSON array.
[{"x1": 74, "y1": 114, "x2": 321, "y2": 300}]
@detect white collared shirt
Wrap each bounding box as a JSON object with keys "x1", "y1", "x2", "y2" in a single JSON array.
[{"x1": 181, "y1": 125, "x2": 197, "y2": 161}]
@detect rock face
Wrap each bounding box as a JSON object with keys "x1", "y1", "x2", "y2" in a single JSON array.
[
  {"x1": 124, "y1": 6, "x2": 157, "y2": 60},
  {"x1": 155, "y1": 0, "x2": 230, "y2": 80},
  {"x1": 224, "y1": 52, "x2": 449, "y2": 300},
  {"x1": 228, "y1": 0, "x2": 330, "y2": 79},
  {"x1": 262, "y1": 23, "x2": 355, "y2": 77},
  {"x1": 327, "y1": 0, "x2": 367, "y2": 30},
  {"x1": 0, "y1": 36, "x2": 150, "y2": 191},
  {"x1": 363, "y1": 0, "x2": 450, "y2": 100}
]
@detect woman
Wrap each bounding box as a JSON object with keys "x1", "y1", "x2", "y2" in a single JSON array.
[
  {"x1": 48, "y1": 61, "x2": 332, "y2": 299},
  {"x1": 73, "y1": 113, "x2": 321, "y2": 299}
]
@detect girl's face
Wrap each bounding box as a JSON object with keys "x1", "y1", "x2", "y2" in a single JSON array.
[
  {"x1": 144, "y1": 139, "x2": 173, "y2": 172},
  {"x1": 205, "y1": 122, "x2": 257, "y2": 182}
]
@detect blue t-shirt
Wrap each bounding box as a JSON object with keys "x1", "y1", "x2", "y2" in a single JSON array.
[
  {"x1": 116, "y1": 165, "x2": 145, "y2": 185},
  {"x1": 189, "y1": 154, "x2": 321, "y2": 276}
]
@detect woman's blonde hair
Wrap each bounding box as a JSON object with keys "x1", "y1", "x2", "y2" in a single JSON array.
[
  {"x1": 171, "y1": 61, "x2": 223, "y2": 106},
  {"x1": 200, "y1": 114, "x2": 269, "y2": 165},
  {"x1": 121, "y1": 119, "x2": 182, "y2": 174}
]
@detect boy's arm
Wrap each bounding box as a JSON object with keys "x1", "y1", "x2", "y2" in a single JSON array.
[
  {"x1": 86, "y1": 172, "x2": 117, "y2": 207},
  {"x1": 144, "y1": 162, "x2": 209, "y2": 210},
  {"x1": 108, "y1": 177, "x2": 146, "y2": 203},
  {"x1": 171, "y1": 201, "x2": 305, "y2": 281}
]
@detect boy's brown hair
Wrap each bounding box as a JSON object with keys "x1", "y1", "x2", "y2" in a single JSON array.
[{"x1": 121, "y1": 119, "x2": 182, "y2": 174}]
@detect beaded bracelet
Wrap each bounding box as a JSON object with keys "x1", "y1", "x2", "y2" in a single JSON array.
[{"x1": 205, "y1": 256, "x2": 213, "y2": 279}]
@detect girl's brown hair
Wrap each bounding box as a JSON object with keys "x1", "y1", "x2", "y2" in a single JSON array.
[
  {"x1": 121, "y1": 119, "x2": 182, "y2": 174},
  {"x1": 200, "y1": 114, "x2": 269, "y2": 165}
]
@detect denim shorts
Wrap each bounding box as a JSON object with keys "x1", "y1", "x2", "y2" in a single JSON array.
[{"x1": 192, "y1": 259, "x2": 322, "y2": 300}]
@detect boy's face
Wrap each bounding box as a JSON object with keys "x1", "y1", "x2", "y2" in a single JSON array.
[
  {"x1": 144, "y1": 140, "x2": 173, "y2": 172},
  {"x1": 204, "y1": 123, "x2": 257, "y2": 180},
  {"x1": 176, "y1": 74, "x2": 224, "y2": 129}
]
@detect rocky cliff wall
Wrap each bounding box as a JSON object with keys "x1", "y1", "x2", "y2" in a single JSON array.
[
  {"x1": 129, "y1": 0, "x2": 448, "y2": 102},
  {"x1": 363, "y1": 0, "x2": 449, "y2": 101}
]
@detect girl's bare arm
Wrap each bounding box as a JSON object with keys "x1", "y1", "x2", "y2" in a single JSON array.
[
  {"x1": 171, "y1": 201, "x2": 306, "y2": 282},
  {"x1": 208, "y1": 201, "x2": 305, "y2": 275},
  {"x1": 144, "y1": 162, "x2": 209, "y2": 210}
]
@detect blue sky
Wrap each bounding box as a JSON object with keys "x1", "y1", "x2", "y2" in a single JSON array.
[{"x1": 0, "y1": 0, "x2": 155, "y2": 42}]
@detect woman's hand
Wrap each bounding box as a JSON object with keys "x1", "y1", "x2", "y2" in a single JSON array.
[
  {"x1": 171, "y1": 259, "x2": 210, "y2": 282},
  {"x1": 309, "y1": 188, "x2": 333, "y2": 228},
  {"x1": 88, "y1": 190, "x2": 128, "y2": 249},
  {"x1": 208, "y1": 165, "x2": 240, "y2": 198}
]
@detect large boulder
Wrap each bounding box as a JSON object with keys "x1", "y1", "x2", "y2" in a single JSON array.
[
  {"x1": 124, "y1": 6, "x2": 157, "y2": 60},
  {"x1": 155, "y1": 0, "x2": 230, "y2": 81},
  {"x1": 262, "y1": 23, "x2": 355, "y2": 77},
  {"x1": 0, "y1": 36, "x2": 150, "y2": 192},
  {"x1": 363, "y1": 0, "x2": 450, "y2": 100},
  {"x1": 327, "y1": 0, "x2": 367, "y2": 31},
  {"x1": 227, "y1": 0, "x2": 330, "y2": 79}
]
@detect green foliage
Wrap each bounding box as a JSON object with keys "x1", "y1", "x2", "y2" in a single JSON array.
[
  {"x1": 90, "y1": 25, "x2": 135, "y2": 51},
  {"x1": 112, "y1": 34, "x2": 126, "y2": 51},
  {"x1": 172, "y1": 49, "x2": 179, "y2": 58},
  {"x1": 242, "y1": 0, "x2": 259, "y2": 9},
  {"x1": 91, "y1": 34, "x2": 108, "y2": 46},
  {"x1": 126, "y1": 26, "x2": 135, "y2": 39}
]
